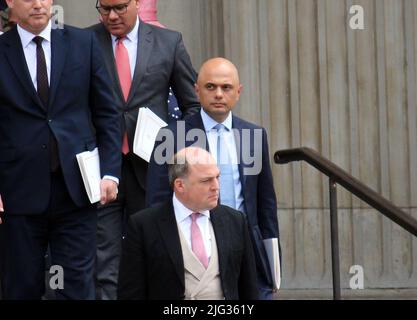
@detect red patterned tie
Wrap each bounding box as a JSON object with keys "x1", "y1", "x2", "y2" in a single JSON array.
[
  {"x1": 115, "y1": 37, "x2": 131, "y2": 155},
  {"x1": 191, "y1": 213, "x2": 209, "y2": 269}
]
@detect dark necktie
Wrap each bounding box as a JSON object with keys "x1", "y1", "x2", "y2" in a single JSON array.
[
  {"x1": 33, "y1": 36, "x2": 49, "y2": 107},
  {"x1": 33, "y1": 36, "x2": 59, "y2": 172}
]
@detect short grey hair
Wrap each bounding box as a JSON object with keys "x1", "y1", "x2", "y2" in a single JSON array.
[{"x1": 168, "y1": 152, "x2": 189, "y2": 189}]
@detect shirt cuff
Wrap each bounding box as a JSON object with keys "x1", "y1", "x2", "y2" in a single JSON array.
[{"x1": 102, "y1": 175, "x2": 119, "y2": 185}]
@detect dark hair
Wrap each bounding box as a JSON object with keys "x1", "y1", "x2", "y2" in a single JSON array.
[{"x1": 0, "y1": 0, "x2": 6, "y2": 11}]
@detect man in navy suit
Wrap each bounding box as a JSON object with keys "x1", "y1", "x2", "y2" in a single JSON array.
[
  {"x1": 0, "y1": 0, "x2": 121, "y2": 299},
  {"x1": 146, "y1": 58, "x2": 280, "y2": 299}
]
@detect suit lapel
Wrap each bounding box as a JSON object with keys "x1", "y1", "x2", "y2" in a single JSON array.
[
  {"x1": 185, "y1": 113, "x2": 210, "y2": 152},
  {"x1": 96, "y1": 25, "x2": 124, "y2": 102},
  {"x1": 210, "y1": 207, "x2": 229, "y2": 276},
  {"x1": 3, "y1": 28, "x2": 44, "y2": 110},
  {"x1": 232, "y1": 116, "x2": 248, "y2": 192},
  {"x1": 156, "y1": 201, "x2": 185, "y2": 286},
  {"x1": 128, "y1": 21, "x2": 153, "y2": 105},
  {"x1": 49, "y1": 28, "x2": 69, "y2": 112}
]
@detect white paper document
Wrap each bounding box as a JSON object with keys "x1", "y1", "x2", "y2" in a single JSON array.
[
  {"x1": 76, "y1": 147, "x2": 101, "y2": 204},
  {"x1": 133, "y1": 107, "x2": 168, "y2": 162},
  {"x1": 263, "y1": 238, "x2": 281, "y2": 290}
]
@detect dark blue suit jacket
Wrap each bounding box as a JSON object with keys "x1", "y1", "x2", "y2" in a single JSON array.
[
  {"x1": 0, "y1": 26, "x2": 121, "y2": 214},
  {"x1": 146, "y1": 112, "x2": 279, "y2": 287}
]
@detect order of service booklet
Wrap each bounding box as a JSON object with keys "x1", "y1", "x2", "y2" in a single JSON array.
[
  {"x1": 76, "y1": 147, "x2": 101, "y2": 204},
  {"x1": 133, "y1": 107, "x2": 168, "y2": 163}
]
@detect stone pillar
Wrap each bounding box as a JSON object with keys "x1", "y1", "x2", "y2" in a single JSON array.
[
  {"x1": 220, "y1": 0, "x2": 417, "y2": 296},
  {"x1": 53, "y1": 0, "x2": 97, "y2": 27}
]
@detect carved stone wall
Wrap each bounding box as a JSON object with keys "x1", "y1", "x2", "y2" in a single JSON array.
[{"x1": 54, "y1": 0, "x2": 417, "y2": 297}]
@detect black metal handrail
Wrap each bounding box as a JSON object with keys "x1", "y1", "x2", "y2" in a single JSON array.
[{"x1": 274, "y1": 147, "x2": 417, "y2": 300}]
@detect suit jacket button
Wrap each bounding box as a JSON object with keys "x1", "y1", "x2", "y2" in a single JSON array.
[{"x1": 42, "y1": 144, "x2": 47, "y2": 149}]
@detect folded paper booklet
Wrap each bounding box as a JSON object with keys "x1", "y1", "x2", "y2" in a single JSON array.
[
  {"x1": 133, "y1": 107, "x2": 168, "y2": 162},
  {"x1": 76, "y1": 147, "x2": 101, "y2": 204},
  {"x1": 263, "y1": 238, "x2": 281, "y2": 290}
]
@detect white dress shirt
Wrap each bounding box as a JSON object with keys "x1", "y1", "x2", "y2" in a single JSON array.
[
  {"x1": 200, "y1": 109, "x2": 245, "y2": 212},
  {"x1": 17, "y1": 21, "x2": 52, "y2": 89},
  {"x1": 111, "y1": 17, "x2": 139, "y2": 79},
  {"x1": 173, "y1": 194, "x2": 212, "y2": 259}
]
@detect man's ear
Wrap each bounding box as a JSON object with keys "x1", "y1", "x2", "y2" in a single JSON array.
[
  {"x1": 174, "y1": 178, "x2": 185, "y2": 193},
  {"x1": 236, "y1": 84, "x2": 243, "y2": 102},
  {"x1": 5, "y1": 0, "x2": 13, "y2": 10}
]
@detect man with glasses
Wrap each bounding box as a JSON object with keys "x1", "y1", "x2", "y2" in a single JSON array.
[{"x1": 90, "y1": 0, "x2": 200, "y2": 300}]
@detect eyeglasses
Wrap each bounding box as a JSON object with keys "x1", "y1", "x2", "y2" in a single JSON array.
[{"x1": 96, "y1": 0, "x2": 132, "y2": 16}]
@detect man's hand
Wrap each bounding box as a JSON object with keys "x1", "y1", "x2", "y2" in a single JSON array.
[
  {"x1": 100, "y1": 179, "x2": 118, "y2": 205},
  {"x1": 0, "y1": 194, "x2": 4, "y2": 224}
]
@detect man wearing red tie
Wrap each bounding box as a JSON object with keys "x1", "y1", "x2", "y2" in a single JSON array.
[
  {"x1": 118, "y1": 147, "x2": 258, "y2": 300},
  {"x1": 90, "y1": 0, "x2": 199, "y2": 300}
]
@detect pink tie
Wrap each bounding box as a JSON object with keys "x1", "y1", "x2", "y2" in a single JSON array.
[
  {"x1": 115, "y1": 37, "x2": 131, "y2": 155},
  {"x1": 191, "y1": 213, "x2": 209, "y2": 269}
]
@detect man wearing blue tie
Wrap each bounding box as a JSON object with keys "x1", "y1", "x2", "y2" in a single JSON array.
[{"x1": 147, "y1": 58, "x2": 280, "y2": 299}]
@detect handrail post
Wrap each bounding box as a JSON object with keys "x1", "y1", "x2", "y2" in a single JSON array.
[{"x1": 329, "y1": 178, "x2": 341, "y2": 300}]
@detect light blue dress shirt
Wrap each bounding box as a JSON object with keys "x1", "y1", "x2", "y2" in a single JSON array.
[{"x1": 200, "y1": 109, "x2": 245, "y2": 212}]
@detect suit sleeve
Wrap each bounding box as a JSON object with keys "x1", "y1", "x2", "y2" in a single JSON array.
[
  {"x1": 145, "y1": 127, "x2": 175, "y2": 207},
  {"x1": 257, "y1": 128, "x2": 279, "y2": 239},
  {"x1": 169, "y1": 33, "x2": 200, "y2": 118},
  {"x1": 118, "y1": 215, "x2": 148, "y2": 299},
  {"x1": 89, "y1": 32, "x2": 122, "y2": 179},
  {"x1": 239, "y1": 216, "x2": 260, "y2": 300}
]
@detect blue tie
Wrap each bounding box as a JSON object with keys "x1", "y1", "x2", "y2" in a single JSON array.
[{"x1": 215, "y1": 124, "x2": 236, "y2": 209}]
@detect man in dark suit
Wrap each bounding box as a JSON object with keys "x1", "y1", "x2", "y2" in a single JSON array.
[
  {"x1": 90, "y1": 0, "x2": 199, "y2": 300},
  {"x1": 0, "y1": 0, "x2": 121, "y2": 299},
  {"x1": 147, "y1": 58, "x2": 280, "y2": 299},
  {"x1": 118, "y1": 147, "x2": 258, "y2": 300}
]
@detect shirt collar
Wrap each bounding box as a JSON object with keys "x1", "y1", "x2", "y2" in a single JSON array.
[
  {"x1": 17, "y1": 20, "x2": 52, "y2": 48},
  {"x1": 172, "y1": 194, "x2": 210, "y2": 224},
  {"x1": 200, "y1": 108, "x2": 233, "y2": 132},
  {"x1": 111, "y1": 16, "x2": 139, "y2": 43}
]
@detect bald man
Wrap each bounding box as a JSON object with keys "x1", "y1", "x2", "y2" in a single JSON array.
[
  {"x1": 118, "y1": 147, "x2": 258, "y2": 300},
  {"x1": 146, "y1": 58, "x2": 280, "y2": 299}
]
